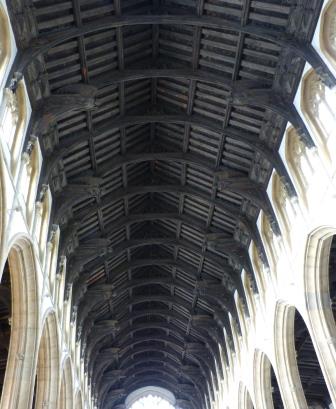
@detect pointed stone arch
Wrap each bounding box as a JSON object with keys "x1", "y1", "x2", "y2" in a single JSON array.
[
  {"x1": 252, "y1": 350, "x2": 285, "y2": 409},
  {"x1": 293, "y1": 308, "x2": 332, "y2": 407},
  {"x1": 34, "y1": 310, "x2": 61, "y2": 409},
  {"x1": 75, "y1": 389, "x2": 83, "y2": 409},
  {"x1": 238, "y1": 383, "x2": 254, "y2": 409},
  {"x1": 0, "y1": 146, "x2": 5, "y2": 266},
  {"x1": 273, "y1": 302, "x2": 308, "y2": 409},
  {"x1": 304, "y1": 226, "x2": 336, "y2": 406},
  {"x1": 0, "y1": 236, "x2": 39, "y2": 409},
  {"x1": 0, "y1": 3, "x2": 11, "y2": 84},
  {"x1": 252, "y1": 350, "x2": 273, "y2": 409},
  {"x1": 60, "y1": 356, "x2": 74, "y2": 409}
]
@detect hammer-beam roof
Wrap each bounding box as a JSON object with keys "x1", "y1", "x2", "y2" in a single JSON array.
[{"x1": 7, "y1": 0, "x2": 323, "y2": 407}]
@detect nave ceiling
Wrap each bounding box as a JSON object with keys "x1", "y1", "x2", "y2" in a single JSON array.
[{"x1": 5, "y1": 0, "x2": 328, "y2": 407}]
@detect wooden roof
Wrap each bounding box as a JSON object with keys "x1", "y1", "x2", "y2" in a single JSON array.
[{"x1": 7, "y1": 0, "x2": 324, "y2": 407}]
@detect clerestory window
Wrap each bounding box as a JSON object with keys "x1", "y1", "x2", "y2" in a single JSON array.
[
  {"x1": 320, "y1": 0, "x2": 336, "y2": 70},
  {"x1": 302, "y1": 70, "x2": 336, "y2": 157},
  {"x1": 130, "y1": 394, "x2": 176, "y2": 409},
  {"x1": 126, "y1": 387, "x2": 176, "y2": 409}
]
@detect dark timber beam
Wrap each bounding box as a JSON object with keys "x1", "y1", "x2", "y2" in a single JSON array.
[
  {"x1": 92, "y1": 69, "x2": 267, "y2": 89},
  {"x1": 113, "y1": 359, "x2": 199, "y2": 380},
  {"x1": 104, "y1": 356, "x2": 201, "y2": 406},
  {"x1": 123, "y1": 378, "x2": 203, "y2": 409},
  {"x1": 120, "y1": 358, "x2": 216, "y2": 395},
  {"x1": 44, "y1": 151, "x2": 221, "y2": 185},
  {"x1": 47, "y1": 111, "x2": 310, "y2": 159},
  {"x1": 31, "y1": 84, "x2": 98, "y2": 136},
  {"x1": 215, "y1": 170, "x2": 280, "y2": 235},
  {"x1": 231, "y1": 88, "x2": 315, "y2": 148},
  {"x1": 118, "y1": 355, "x2": 188, "y2": 379},
  {"x1": 117, "y1": 356, "x2": 219, "y2": 393},
  {"x1": 116, "y1": 350, "x2": 213, "y2": 398},
  {"x1": 96, "y1": 350, "x2": 207, "y2": 404},
  {"x1": 98, "y1": 360, "x2": 201, "y2": 396},
  {"x1": 83, "y1": 306, "x2": 224, "y2": 361},
  {"x1": 81, "y1": 305, "x2": 233, "y2": 359},
  {"x1": 75, "y1": 269, "x2": 239, "y2": 352},
  {"x1": 119, "y1": 373, "x2": 209, "y2": 401},
  {"x1": 67, "y1": 236, "x2": 243, "y2": 292},
  {"x1": 103, "y1": 377, "x2": 200, "y2": 409},
  {"x1": 86, "y1": 329, "x2": 223, "y2": 386},
  {"x1": 82, "y1": 288, "x2": 240, "y2": 356},
  {"x1": 91, "y1": 296, "x2": 234, "y2": 337},
  {"x1": 92, "y1": 344, "x2": 202, "y2": 387},
  {"x1": 15, "y1": 15, "x2": 336, "y2": 86},
  {"x1": 74, "y1": 270, "x2": 239, "y2": 312},
  {"x1": 119, "y1": 345, "x2": 186, "y2": 362},
  {"x1": 121, "y1": 367, "x2": 192, "y2": 388},
  {"x1": 54, "y1": 183, "x2": 267, "y2": 265},
  {"x1": 69, "y1": 223, "x2": 251, "y2": 287},
  {"x1": 86, "y1": 295, "x2": 228, "y2": 352},
  {"x1": 100, "y1": 372, "x2": 202, "y2": 409},
  {"x1": 86, "y1": 334, "x2": 214, "y2": 393},
  {"x1": 67, "y1": 237, "x2": 254, "y2": 303},
  {"x1": 119, "y1": 347, "x2": 198, "y2": 371},
  {"x1": 90, "y1": 308, "x2": 229, "y2": 351},
  {"x1": 80, "y1": 279, "x2": 237, "y2": 332},
  {"x1": 82, "y1": 302, "x2": 190, "y2": 348},
  {"x1": 55, "y1": 183, "x2": 239, "y2": 223},
  {"x1": 77, "y1": 212, "x2": 216, "y2": 238},
  {"x1": 43, "y1": 133, "x2": 294, "y2": 198}
]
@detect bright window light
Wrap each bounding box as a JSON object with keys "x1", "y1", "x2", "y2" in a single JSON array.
[{"x1": 130, "y1": 394, "x2": 175, "y2": 409}]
